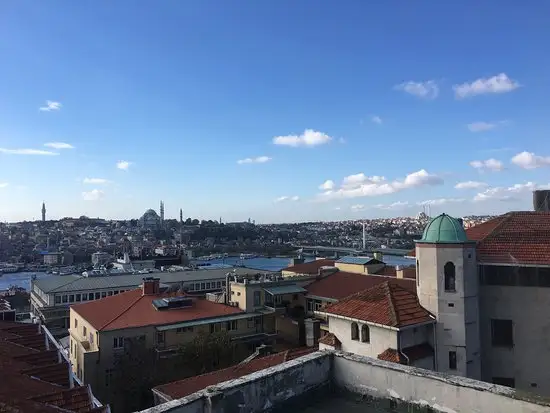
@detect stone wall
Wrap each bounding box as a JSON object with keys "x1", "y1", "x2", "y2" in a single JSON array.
[{"x1": 333, "y1": 351, "x2": 550, "y2": 413}]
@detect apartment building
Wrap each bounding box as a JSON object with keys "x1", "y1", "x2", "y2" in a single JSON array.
[
  {"x1": 68, "y1": 277, "x2": 278, "y2": 401},
  {"x1": 31, "y1": 267, "x2": 268, "y2": 337}
]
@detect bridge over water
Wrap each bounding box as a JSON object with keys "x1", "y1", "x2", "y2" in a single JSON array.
[{"x1": 295, "y1": 245, "x2": 410, "y2": 258}]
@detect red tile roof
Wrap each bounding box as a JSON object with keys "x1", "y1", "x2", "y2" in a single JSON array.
[
  {"x1": 154, "y1": 348, "x2": 316, "y2": 400},
  {"x1": 377, "y1": 343, "x2": 434, "y2": 364},
  {"x1": 0, "y1": 321, "x2": 105, "y2": 413},
  {"x1": 283, "y1": 259, "x2": 335, "y2": 274},
  {"x1": 306, "y1": 271, "x2": 415, "y2": 301},
  {"x1": 469, "y1": 212, "x2": 550, "y2": 265},
  {"x1": 321, "y1": 281, "x2": 434, "y2": 328},
  {"x1": 72, "y1": 288, "x2": 243, "y2": 331}
]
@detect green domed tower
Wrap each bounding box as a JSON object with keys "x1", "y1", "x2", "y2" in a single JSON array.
[{"x1": 415, "y1": 213, "x2": 480, "y2": 380}]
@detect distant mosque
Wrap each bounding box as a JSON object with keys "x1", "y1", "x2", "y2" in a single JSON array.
[{"x1": 139, "y1": 201, "x2": 166, "y2": 229}]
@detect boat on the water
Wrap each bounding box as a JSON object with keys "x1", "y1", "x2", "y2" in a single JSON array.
[{"x1": 239, "y1": 253, "x2": 257, "y2": 260}]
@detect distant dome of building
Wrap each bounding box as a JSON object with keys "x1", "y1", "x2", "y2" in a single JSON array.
[
  {"x1": 139, "y1": 209, "x2": 160, "y2": 229},
  {"x1": 418, "y1": 213, "x2": 470, "y2": 243}
]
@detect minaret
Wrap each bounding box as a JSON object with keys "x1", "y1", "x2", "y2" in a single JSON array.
[
  {"x1": 41, "y1": 202, "x2": 46, "y2": 222},
  {"x1": 160, "y1": 201, "x2": 165, "y2": 224},
  {"x1": 179, "y1": 208, "x2": 183, "y2": 224}
]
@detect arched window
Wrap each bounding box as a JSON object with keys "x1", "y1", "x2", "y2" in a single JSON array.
[
  {"x1": 351, "y1": 322, "x2": 359, "y2": 340},
  {"x1": 361, "y1": 324, "x2": 370, "y2": 343},
  {"x1": 444, "y1": 262, "x2": 456, "y2": 292}
]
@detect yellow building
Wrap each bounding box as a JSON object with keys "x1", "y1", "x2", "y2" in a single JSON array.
[{"x1": 68, "y1": 277, "x2": 277, "y2": 401}]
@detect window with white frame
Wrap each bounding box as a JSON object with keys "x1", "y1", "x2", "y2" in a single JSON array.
[{"x1": 113, "y1": 337, "x2": 124, "y2": 349}]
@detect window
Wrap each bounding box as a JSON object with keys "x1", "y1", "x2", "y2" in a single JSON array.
[
  {"x1": 206, "y1": 282, "x2": 211, "y2": 289},
  {"x1": 210, "y1": 323, "x2": 222, "y2": 333},
  {"x1": 201, "y1": 282, "x2": 206, "y2": 290},
  {"x1": 89, "y1": 332, "x2": 94, "y2": 345},
  {"x1": 55, "y1": 296, "x2": 61, "y2": 304},
  {"x1": 105, "y1": 369, "x2": 113, "y2": 387},
  {"x1": 156, "y1": 331, "x2": 165, "y2": 345},
  {"x1": 518, "y1": 267, "x2": 538, "y2": 286},
  {"x1": 82, "y1": 326, "x2": 87, "y2": 337},
  {"x1": 101, "y1": 292, "x2": 106, "y2": 298},
  {"x1": 449, "y1": 351, "x2": 457, "y2": 370},
  {"x1": 113, "y1": 290, "x2": 119, "y2": 295},
  {"x1": 188, "y1": 284, "x2": 195, "y2": 291},
  {"x1": 108, "y1": 291, "x2": 113, "y2": 296},
  {"x1": 493, "y1": 377, "x2": 515, "y2": 388},
  {"x1": 76, "y1": 294, "x2": 81, "y2": 302},
  {"x1": 176, "y1": 326, "x2": 193, "y2": 333},
  {"x1": 416, "y1": 260, "x2": 420, "y2": 286},
  {"x1": 222, "y1": 280, "x2": 226, "y2": 286},
  {"x1": 74, "y1": 318, "x2": 78, "y2": 328},
  {"x1": 491, "y1": 319, "x2": 513, "y2": 347},
  {"x1": 444, "y1": 262, "x2": 456, "y2": 292},
  {"x1": 217, "y1": 281, "x2": 222, "y2": 288},
  {"x1": 88, "y1": 293, "x2": 94, "y2": 300},
  {"x1": 62, "y1": 295, "x2": 68, "y2": 303},
  {"x1": 237, "y1": 291, "x2": 241, "y2": 296},
  {"x1": 195, "y1": 283, "x2": 200, "y2": 291},
  {"x1": 68, "y1": 294, "x2": 75, "y2": 303},
  {"x1": 351, "y1": 322, "x2": 359, "y2": 340},
  {"x1": 361, "y1": 324, "x2": 370, "y2": 343},
  {"x1": 95, "y1": 292, "x2": 100, "y2": 299},
  {"x1": 254, "y1": 290, "x2": 261, "y2": 306},
  {"x1": 226, "y1": 320, "x2": 238, "y2": 331},
  {"x1": 113, "y1": 337, "x2": 124, "y2": 349},
  {"x1": 247, "y1": 317, "x2": 255, "y2": 328}
]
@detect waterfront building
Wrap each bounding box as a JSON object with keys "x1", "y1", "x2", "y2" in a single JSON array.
[
  {"x1": 0, "y1": 320, "x2": 108, "y2": 412},
  {"x1": 30, "y1": 268, "x2": 266, "y2": 337}
]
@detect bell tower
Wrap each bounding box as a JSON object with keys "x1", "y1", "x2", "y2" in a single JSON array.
[{"x1": 415, "y1": 213, "x2": 481, "y2": 379}]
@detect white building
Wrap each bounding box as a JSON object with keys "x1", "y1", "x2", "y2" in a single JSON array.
[
  {"x1": 318, "y1": 211, "x2": 550, "y2": 397},
  {"x1": 91, "y1": 251, "x2": 111, "y2": 267}
]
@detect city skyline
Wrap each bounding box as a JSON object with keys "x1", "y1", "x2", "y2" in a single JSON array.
[{"x1": 1, "y1": 2, "x2": 550, "y2": 223}]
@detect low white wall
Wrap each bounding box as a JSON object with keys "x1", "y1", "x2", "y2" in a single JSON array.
[
  {"x1": 333, "y1": 351, "x2": 550, "y2": 413},
  {"x1": 137, "y1": 351, "x2": 331, "y2": 413}
]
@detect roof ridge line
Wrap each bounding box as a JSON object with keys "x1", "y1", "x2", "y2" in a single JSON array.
[
  {"x1": 100, "y1": 292, "x2": 144, "y2": 330},
  {"x1": 49, "y1": 276, "x2": 82, "y2": 293},
  {"x1": 385, "y1": 282, "x2": 399, "y2": 327},
  {"x1": 481, "y1": 213, "x2": 514, "y2": 242}
]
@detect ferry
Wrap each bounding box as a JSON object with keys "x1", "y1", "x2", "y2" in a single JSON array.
[
  {"x1": 239, "y1": 253, "x2": 257, "y2": 260},
  {"x1": 0, "y1": 264, "x2": 19, "y2": 274}
]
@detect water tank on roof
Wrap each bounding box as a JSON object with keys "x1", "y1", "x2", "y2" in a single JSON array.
[{"x1": 533, "y1": 190, "x2": 550, "y2": 212}]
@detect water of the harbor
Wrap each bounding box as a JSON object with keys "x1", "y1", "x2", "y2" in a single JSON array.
[
  {"x1": 194, "y1": 255, "x2": 414, "y2": 272},
  {"x1": 0, "y1": 272, "x2": 49, "y2": 292}
]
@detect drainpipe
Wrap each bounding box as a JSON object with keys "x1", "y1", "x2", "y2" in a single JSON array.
[
  {"x1": 432, "y1": 322, "x2": 438, "y2": 371},
  {"x1": 397, "y1": 332, "x2": 409, "y2": 366}
]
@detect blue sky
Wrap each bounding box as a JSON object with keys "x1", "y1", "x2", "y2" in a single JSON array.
[{"x1": 1, "y1": 1, "x2": 550, "y2": 223}]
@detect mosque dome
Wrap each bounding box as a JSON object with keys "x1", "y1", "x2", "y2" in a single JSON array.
[{"x1": 418, "y1": 213, "x2": 470, "y2": 243}]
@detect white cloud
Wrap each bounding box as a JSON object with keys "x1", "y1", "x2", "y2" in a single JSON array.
[
  {"x1": 334, "y1": 206, "x2": 341, "y2": 210},
  {"x1": 318, "y1": 169, "x2": 443, "y2": 200},
  {"x1": 237, "y1": 156, "x2": 272, "y2": 164},
  {"x1": 453, "y1": 73, "x2": 520, "y2": 99},
  {"x1": 116, "y1": 160, "x2": 132, "y2": 170},
  {"x1": 275, "y1": 195, "x2": 300, "y2": 203},
  {"x1": 83, "y1": 178, "x2": 110, "y2": 185},
  {"x1": 82, "y1": 189, "x2": 105, "y2": 201},
  {"x1": 375, "y1": 201, "x2": 410, "y2": 210},
  {"x1": 473, "y1": 182, "x2": 546, "y2": 202},
  {"x1": 0, "y1": 183, "x2": 8, "y2": 188},
  {"x1": 511, "y1": 151, "x2": 550, "y2": 169},
  {"x1": 371, "y1": 115, "x2": 383, "y2": 125},
  {"x1": 351, "y1": 204, "x2": 366, "y2": 211},
  {"x1": 319, "y1": 180, "x2": 335, "y2": 190},
  {"x1": 394, "y1": 80, "x2": 439, "y2": 100},
  {"x1": 417, "y1": 198, "x2": 465, "y2": 206},
  {"x1": 273, "y1": 129, "x2": 332, "y2": 147},
  {"x1": 39, "y1": 100, "x2": 62, "y2": 112},
  {"x1": 0, "y1": 148, "x2": 59, "y2": 156},
  {"x1": 44, "y1": 142, "x2": 74, "y2": 149},
  {"x1": 469, "y1": 158, "x2": 504, "y2": 172},
  {"x1": 467, "y1": 122, "x2": 496, "y2": 132},
  {"x1": 455, "y1": 181, "x2": 489, "y2": 190}
]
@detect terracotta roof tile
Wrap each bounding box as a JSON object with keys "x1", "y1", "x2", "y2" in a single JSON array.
[
  {"x1": 283, "y1": 259, "x2": 335, "y2": 275},
  {"x1": 318, "y1": 333, "x2": 340, "y2": 348},
  {"x1": 0, "y1": 321, "x2": 106, "y2": 413},
  {"x1": 468, "y1": 212, "x2": 550, "y2": 265},
  {"x1": 72, "y1": 288, "x2": 243, "y2": 331},
  {"x1": 377, "y1": 343, "x2": 434, "y2": 364},
  {"x1": 154, "y1": 348, "x2": 315, "y2": 400},
  {"x1": 306, "y1": 271, "x2": 415, "y2": 301},
  {"x1": 322, "y1": 281, "x2": 434, "y2": 328}
]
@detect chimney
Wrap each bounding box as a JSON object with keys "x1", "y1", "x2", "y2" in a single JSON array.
[
  {"x1": 142, "y1": 277, "x2": 160, "y2": 296},
  {"x1": 395, "y1": 265, "x2": 404, "y2": 279}
]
